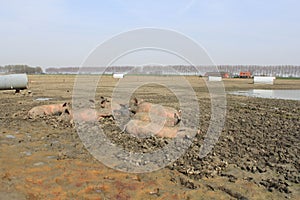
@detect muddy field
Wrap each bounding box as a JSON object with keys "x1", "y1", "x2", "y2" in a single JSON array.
[{"x1": 0, "y1": 75, "x2": 299, "y2": 199}]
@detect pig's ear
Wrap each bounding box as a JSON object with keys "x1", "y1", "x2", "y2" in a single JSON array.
[
  {"x1": 62, "y1": 102, "x2": 68, "y2": 107},
  {"x1": 174, "y1": 112, "x2": 181, "y2": 125},
  {"x1": 178, "y1": 110, "x2": 182, "y2": 117},
  {"x1": 134, "y1": 97, "x2": 139, "y2": 105},
  {"x1": 174, "y1": 113, "x2": 179, "y2": 119},
  {"x1": 174, "y1": 110, "x2": 182, "y2": 119},
  {"x1": 100, "y1": 98, "x2": 106, "y2": 104},
  {"x1": 65, "y1": 109, "x2": 70, "y2": 115},
  {"x1": 100, "y1": 98, "x2": 107, "y2": 108},
  {"x1": 100, "y1": 96, "x2": 110, "y2": 102}
]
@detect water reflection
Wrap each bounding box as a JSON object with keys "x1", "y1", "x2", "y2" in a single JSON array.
[
  {"x1": 35, "y1": 98, "x2": 53, "y2": 101},
  {"x1": 230, "y1": 89, "x2": 300, "y2": 101}
]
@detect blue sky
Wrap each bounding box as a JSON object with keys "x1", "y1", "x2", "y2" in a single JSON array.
[{"x1": 0, "y1": 0, "x2": 299, "y2": 67}]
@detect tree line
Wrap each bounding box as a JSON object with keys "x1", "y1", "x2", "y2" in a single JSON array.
[
  {"x1": 215, "y1": 65, "x2": 300, "y2": 77},
  {"x1": 45, "y1": 65, "x2": 300, "y2": 77},
  {"x1": 0, "y1": 65, "x2": 43, "y2": 74}
]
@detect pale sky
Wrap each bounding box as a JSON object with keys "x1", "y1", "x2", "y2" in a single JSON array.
[{"x1": 0, "y1": 0, "x2": 299, "y2": 68}]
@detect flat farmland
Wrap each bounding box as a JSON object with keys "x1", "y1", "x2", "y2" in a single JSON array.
[{"x1": 0, "y1": 75, "x2": 299, "y2": 199}]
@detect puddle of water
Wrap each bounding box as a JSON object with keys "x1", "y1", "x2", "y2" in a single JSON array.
[
  {"x1": 35, "y1": 98, "x2": 53, "y2": 101},
  {"x1": 229, "y1": 89, "x2": 300, "y2": 101}
]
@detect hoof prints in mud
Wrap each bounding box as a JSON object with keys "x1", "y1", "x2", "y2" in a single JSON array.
[
  {"x1": 218, "y1": 186, "x2": 249, "y2": 200},
  {"x1": 260, "y1": 178, "x2": 292, "y2": 193},
  {"x1": 170, "y1": 97, "x2": 299, "y2": 195}
]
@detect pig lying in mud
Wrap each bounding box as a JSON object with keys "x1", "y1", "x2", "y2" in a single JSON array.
[
  {"x1": 132, "y1": 112, "x2": 180, "y2": 127},
  {"x1": 99, "y1": 96, "x2": 122, "y2": 115},
  {"x1": 70, "y1": 97, "x2": 183, "y2": 138},
  {"x1": 125, "y1": 98, "x2": 182, "y2": 138},
  {"x1": 27, "y1": 97, "x2": 122, "y2": 122},
  {"x1": 129, "y1": 98, "x2": 181, "y2": 126},
  {"x1": 125, "y1": 120, "x2": 179, "y2": 138},
  {"x1": 72, "y1": 97, "x2": 118, "y2": 122},
  {"x1": 27, "y1": 97, "x2": 185, "y2": 138},
  {"x1": 72, "y1": 108, "x2": 115, "y2": 122},
  {"x1": 28, "y1": 102, "x2": 70, "y2": 119}
]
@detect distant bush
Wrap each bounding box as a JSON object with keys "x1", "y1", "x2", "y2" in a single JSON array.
[{"x1": 0, "y1": 65, "x2": 43, "y2": 74}]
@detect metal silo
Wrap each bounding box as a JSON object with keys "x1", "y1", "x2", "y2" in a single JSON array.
[{"x1": 0, "y1": 74, "x2": 28, "y2": 91}]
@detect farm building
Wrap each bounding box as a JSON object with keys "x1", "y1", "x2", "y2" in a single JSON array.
[{"x1": 239, "y1": 72, "x2": 252, "y2": 78}]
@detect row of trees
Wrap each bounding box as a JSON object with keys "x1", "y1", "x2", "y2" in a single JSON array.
[
  {"x1": 0, "y1": 65, "x2": 43, "y2": 74},
  {"x1": 45, "y1": 65, "x2": 300, "y2": 77},
  {"x1": 2, "y1": 64, "x2": 298, "y2": 77},
  {"x1": 215, "y1": 65, "x2": 300, "y2": 77}
]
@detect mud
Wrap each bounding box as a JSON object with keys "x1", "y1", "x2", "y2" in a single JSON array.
[{"x1": 0, "y1": 75, "x2": 299, "y2": 199}]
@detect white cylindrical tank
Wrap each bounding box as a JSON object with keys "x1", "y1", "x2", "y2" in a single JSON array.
[
  {"x1": 113, "y1": 73, "x2": 124, "y2": 79},
  {"x1": 254, "y1": 76, "x2": 276, "y2": 85},
  {"x1": 208, "y1": 76, "x2": 222, "y2": 81},
  {"x1": 0, "y1": 74, "x2": 28, "y2": 90}
]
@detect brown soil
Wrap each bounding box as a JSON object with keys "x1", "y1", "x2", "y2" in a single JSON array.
[{"x1": 0, "y1": 75, "x2": 299, "y2": 199}]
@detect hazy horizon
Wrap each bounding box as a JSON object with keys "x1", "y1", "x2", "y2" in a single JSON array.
[{"x1": 1, "y1": 0, "x2": 299, "y2": 67}]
